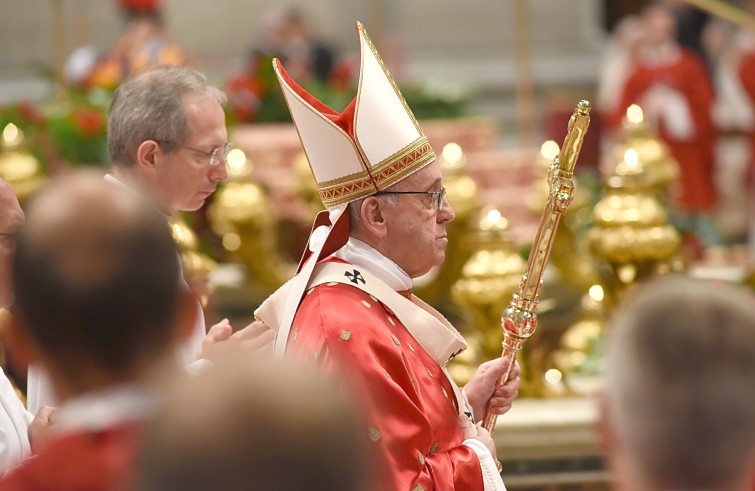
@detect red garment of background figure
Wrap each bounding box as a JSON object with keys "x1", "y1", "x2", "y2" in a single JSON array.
[
  {"x1": 609, "y1": 4, "x2": 717, "y2": 213},
  {"x1": 0, "y1": 423, "x2": 142, "y2": 491},
  {"x1": 289, "y1": 259, "x2": 484, "y2": 491},
  {"x1": 614, "y1": 44, "x2": 717, "y2": 213},
  {"x1": 738, "y1": 47, "x2": 755, "y2": 188}
]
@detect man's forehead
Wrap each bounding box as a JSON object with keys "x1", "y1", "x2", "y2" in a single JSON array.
[{"x1": 398, "y1": 161, "x2": 441, "y2": 189}]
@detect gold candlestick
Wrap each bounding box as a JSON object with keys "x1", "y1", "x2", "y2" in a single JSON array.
[
  {"x1": 450, "y1": 207, "x2": 524, "y2": 385},
  {"x1": 0, "y1": 124, "x2": 46, "y2": 202}
]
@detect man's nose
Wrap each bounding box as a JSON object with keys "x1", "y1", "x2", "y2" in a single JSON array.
[
  {"x1": 438, "y1": 196, "x2": 455, "y2": 223},
  {"x1": 210, "y1": 159, "x2": 229, "y2": 182}
]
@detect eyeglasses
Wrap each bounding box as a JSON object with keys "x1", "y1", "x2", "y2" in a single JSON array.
[
  {"x1": 374, "y1": 187, "x2": 446, "y2": 211},
  {"x1": 155, "y1": 140, "x2": 233, "y2": 167}
]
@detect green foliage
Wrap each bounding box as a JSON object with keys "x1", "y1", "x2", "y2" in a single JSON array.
[
  {"x1": 225, "y1": 55, "x2": 470, "y2": 124},
  {"x1": 1, "y1": 88, "x2": 111, "y2": 168},
  {"x1": 401, "y1": 83, "x2": 471, "y2": 120}
]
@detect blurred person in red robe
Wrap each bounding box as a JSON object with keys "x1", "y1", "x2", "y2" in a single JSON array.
[
  {"x1": 0, "y1": 171, "x2": 198, "y2": 490},
  {"x1": 735, "y1": 0, "x2": 755, "y2": 257},
  {"x1": 256, "y1": 22, "x2": 520, "y2": 491},
  {"x1": 612, "y1": 2, "x2": 721, "y2": 249}
]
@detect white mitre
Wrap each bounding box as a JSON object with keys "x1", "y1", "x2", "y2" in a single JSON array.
[{"x1": 257, "y1": 21, "x2": 436, "y2": 351}]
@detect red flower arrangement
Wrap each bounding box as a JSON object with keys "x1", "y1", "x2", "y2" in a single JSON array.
[
  {"x1": 1, "y1": 89, "x2": 110, "y2": 168},
  {"x1": 224, "y1": 55, "x2": 355, "y2": 124}
]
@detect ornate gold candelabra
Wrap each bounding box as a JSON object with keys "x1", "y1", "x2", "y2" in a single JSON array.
[
  {"x1": 207, "y1": 148, "x2": 292, "y2": 300},
  {"x1": 450, "y1": 207, "x2": 525, "y2": 385},
  {"x1": 0, "y1": 123, "x2": 46, "y2": 202},
  {"x1": 482, "y1": 100, "x2": 591, "y2": 433},
  {"x1": 170, "y1": 217, "x2": 217, "y2": 309},
  {"x1": 587, "y1": 136, "x2": 682, "y2": 306},
  {"x1": 605, "y1": 104, "x2": 679, "y2": 198},
  {"x1": 548, "y1": 104, "x2": 682, "y2": 391}
]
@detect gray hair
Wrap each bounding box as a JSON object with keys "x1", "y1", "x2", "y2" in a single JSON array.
[
  {"x1": 347, "y1": 186, "x2": 399, "y2": 234},
  {"x1": 347, "y1": 197, "x2": 367, "y2": 233},
  {"x1": 108, "y1": 65, "x2": 227, "y2": 167},
  {"x1": 604, "y1": 275, "x2": 755, "y2": 490}
]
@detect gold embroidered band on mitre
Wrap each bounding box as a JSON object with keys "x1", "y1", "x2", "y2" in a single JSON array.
[{"x1": 316, "y1": 136, "x2": 435, "y2": 207}]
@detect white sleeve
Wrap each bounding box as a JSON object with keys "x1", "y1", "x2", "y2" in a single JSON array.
[
  {"x1": 177, "y1": 297, "x2": 207, "y2": 364},
  {"x1": 462, "y1": 438, "x2": 507, "y2": 491},
  {"x1": 660, "y1": 87, "x2": 696, "y2": 141},
  {"x1": 0, "y1": 369, "x2": 32, "y2": 474},
  {"x1": 184, "y1": 358, "x2": 214, "y2": 375},
  {"x1": 26, "y1": 364, "x2": 58, "y2": 414}
]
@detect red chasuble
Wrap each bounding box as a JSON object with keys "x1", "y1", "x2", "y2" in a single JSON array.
[
  {"x1": 288, "y1": 260, "x2": 484, "y2": 491},
  {"x1": 0, "y1": 423, "x2": 142, "y2": 491},
  {"x1": 614, "y1": 48, "x2": 717, "y2": 212}
]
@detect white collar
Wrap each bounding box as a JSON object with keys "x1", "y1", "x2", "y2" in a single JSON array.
[
  {"x1": 334, "y1": 237, "x2": 412, "y2": 291},
  {"x1": 640, "y1": 43, "x2": 681, "y2": 66},
  {"x1": 53, "y1": 384, "x2": 157, "y2": 436},
  {"x1": 104, "y1": 173, "x2": 171, "y2": 219},
  {"x1": 104, "y1": 173, "x2": 138, "y2": 198}
]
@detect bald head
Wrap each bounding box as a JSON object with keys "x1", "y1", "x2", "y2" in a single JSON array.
[
  {"x1": 0, "y1": 178, "x2": 23, "y2": 308},
  {"x1": 11, "y1": 171, "x2": 182, "y2": 389},
  {"x1": 137, "y1": 357, "x2": 368, "y2": 491},
  {"x1": 603, "y1": 275, "x2": 755, "y2": 490}
]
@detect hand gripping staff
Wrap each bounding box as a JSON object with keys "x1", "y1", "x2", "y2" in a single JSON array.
[{"x1": 481, "y1": 100, "x2": 591, "y2": 433}]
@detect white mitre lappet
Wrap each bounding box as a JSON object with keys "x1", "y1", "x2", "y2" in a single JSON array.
[{"x1": 256, "y1": 21, "x2": 437, "y2": 353}]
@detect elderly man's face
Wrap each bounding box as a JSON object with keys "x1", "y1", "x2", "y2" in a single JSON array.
[
  {"x1": 380, "y1": 161, "x2": 455, "y2": 278},
  {"x1": 152, "y1": 93, "x2": 229, "y2": 215},
  {"x1": 0, "y1": 183, "x2": 24, "y2": 308}
]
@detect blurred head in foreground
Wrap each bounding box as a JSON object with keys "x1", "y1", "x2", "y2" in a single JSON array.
[
  {"x1": 9, "y1": 170, "x2": 195, "y2": 401},
  {"x1": 135, "y1": 356, "x2": 369, "y2": 491},
  {"x1": 600, "y1": 275, "x2": 755, "y2": 491}
]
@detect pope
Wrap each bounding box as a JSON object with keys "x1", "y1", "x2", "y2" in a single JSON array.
[{"x1": 258, "y1": 21, "x2": 519, "y2": 491}]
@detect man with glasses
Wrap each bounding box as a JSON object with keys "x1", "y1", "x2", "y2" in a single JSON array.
[
  {"x1": 257, "y1": 22, "x2": 519, "y2": 490},
  {"x1": 26, "y1": 65, "x2": 273, "y2": 413}
]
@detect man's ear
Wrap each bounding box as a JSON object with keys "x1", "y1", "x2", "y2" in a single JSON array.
[
  {"x1": 4, "y1": 310, "x2": 41, "y2": 371},
  {"x1": 172, "y1": 289, "x2": 199, "y2": 345},
  {"x1": 135, "y1": 140, "x2": 161, "y2": 171},
  {"x1": 359, "y1": 197, "x2": 388, "y2": 238}
]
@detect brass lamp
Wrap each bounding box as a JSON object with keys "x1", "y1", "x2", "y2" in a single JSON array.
[
  {"x1": 605, "y1": 104, "x2": 680, "y2": 198},
  {"x1": 450, "y1": 207, "x2": 524, "y2": 385},
  {"x1": 554, "y1": 105, "x2": 682, "y2": 391},
  {"x1": 207, "y1": 148, "x2": 292, "y2": 299},
  {"x1": 170, "y1": 218, "x2": 217, "y2": 309},
  {"x1": 0, "y1": 123, "x2": 45, "y2": 201},
  {"x1": 587, "y1": 145, "x2": 682, "y2": 305}
]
